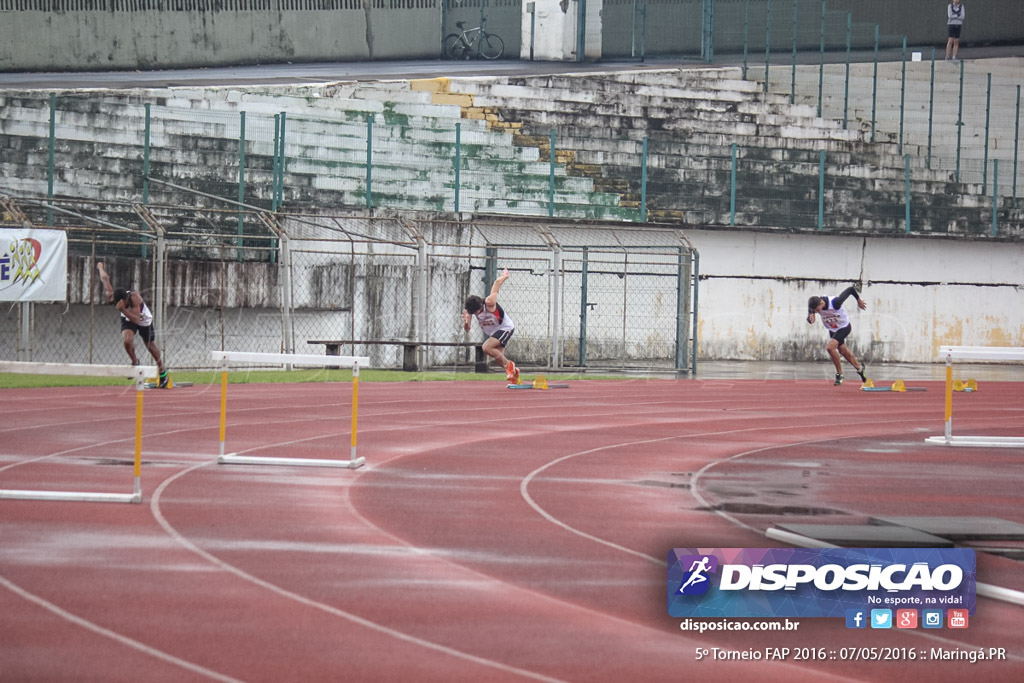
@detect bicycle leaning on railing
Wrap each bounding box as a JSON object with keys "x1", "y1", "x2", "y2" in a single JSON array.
[{"x1": 444, "y1": 21, "x2": 504, "y2": 60}]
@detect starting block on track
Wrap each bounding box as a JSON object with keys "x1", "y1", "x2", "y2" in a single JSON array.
[
  {"x1": 953, "y1": 379, "x2": 978, "y2": 392},
  {"x1": 861, "y1": 379, "x2": 926, "y2": 392},
  {"x1": 507, "y1": 375, "x2": 569, "y2": 390},
  {"x1": 145, "y1": 376, "x2": 193, "y2": 389}
]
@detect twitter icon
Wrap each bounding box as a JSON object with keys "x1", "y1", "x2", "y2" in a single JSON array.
[{"x1": 870, "y1": 609, "x2": 893, "y2": 629}]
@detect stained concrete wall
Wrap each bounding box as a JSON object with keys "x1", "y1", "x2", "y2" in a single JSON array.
[
  {"x1": 0, "y1": 8, "x2": 440, "y2": 72},
  {"x1": 5, "y1": 227, "x2": 1020, "y2": 367},
  {"x1": 689, "y1": 229, "x2": 1024, "y2": 364},
  {"x1": 3, "y1": 1, "x2": 1022, "y2": 72}
]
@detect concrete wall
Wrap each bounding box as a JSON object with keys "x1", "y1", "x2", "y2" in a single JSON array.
[
  {"x1": 825, "y1": 0, "x2": 1024, "y2": 49},
  {"x1": 0, "y1": 7, "x2": 440, "y2": 71},
  {"x1": 3, "y1": 1, "x2": 1021, "y2": 72},
  {"x1": 689, "y1": 229, "x2": 1024, "y2": 363},
  {"x1": 5, "y1": 227, "x2": 1019, "y2": 368}
]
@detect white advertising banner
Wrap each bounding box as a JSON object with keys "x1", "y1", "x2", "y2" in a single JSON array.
[{"x1": 0, "y1": 228, "x2": 68, "y2": 302}]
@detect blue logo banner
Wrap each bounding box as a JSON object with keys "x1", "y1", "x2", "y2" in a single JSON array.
[{"x1": 667, "y1": 547, "x2": 976, "y2": 618}]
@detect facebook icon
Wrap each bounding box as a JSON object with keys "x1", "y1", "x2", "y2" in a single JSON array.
[{"x1": 845, "y1": 609, "x2": 867, "y2": 629}]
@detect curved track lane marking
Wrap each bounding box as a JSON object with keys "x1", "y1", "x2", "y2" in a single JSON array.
[
  {"x1": 687, "y1": 432, "x2": 1024, "y2": 660},
  {"x1": 0, "y1": 574, "x2": 241, "y2": 682},
  {"x1": 149, "y1": 458, "x2": 567, "y2": 683},
  {"x1": 519, "y1": 416, "x2": 1024, "y2": 659}
]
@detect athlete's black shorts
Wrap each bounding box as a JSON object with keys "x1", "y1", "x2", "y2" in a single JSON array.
[
  {"x1": 828, "y1": 324, "x2": 852, "y2": 346},
  {"x1": 490, "y1": 328, "x2": 514, "y2": 346},
  {"x1": 121, "y1": 318, "x2": 156, "y2": 344},
  {"x1": 947, "y1": 25, "x2": 962, "y2": 39}
]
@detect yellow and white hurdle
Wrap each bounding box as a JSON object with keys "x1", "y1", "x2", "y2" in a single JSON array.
[
  {"x1": 0, "y1": 361, "x2": 153, "y2": 503},
  {"x1": 212, "y1": 351, "x2": 371, "y2": 468},
  {"x1": 925, "y1": 345, "x2": 1024, "y2": 448}
]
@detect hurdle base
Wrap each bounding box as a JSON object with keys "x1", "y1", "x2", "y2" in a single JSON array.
[
  {"x1": 218, "y1": 453, "x2": 365, "y2": 469},
  {"x1": 0, "y1": 489, "x2": 142, "y2": 504},
  {"x1": 925, "y1": 436, "x2": 1024, "y2": 448}
]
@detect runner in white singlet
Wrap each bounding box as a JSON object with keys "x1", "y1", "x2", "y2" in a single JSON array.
[{"x1": 807, "y1": 286, "x2": 869, "y2": 386}]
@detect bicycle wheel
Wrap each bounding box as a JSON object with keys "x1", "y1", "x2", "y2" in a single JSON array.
[
  {"x1": 478, "y1": 32, "x2": 504, "y2": 60},
  {"x1": 444, "y1": 34, "x2": 466, "y2": 60}
]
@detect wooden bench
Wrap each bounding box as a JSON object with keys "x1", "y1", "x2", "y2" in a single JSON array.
[{"x1": 308, "y1": 340, "x2": 489, "y2": 373}]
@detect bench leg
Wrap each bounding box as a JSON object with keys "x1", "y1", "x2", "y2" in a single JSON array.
[
  {"x1": 474, "y1": 346, "x2": 488, "y2": 373},
  {"x1": 403, "y1": 344, "x2": 419, "y2": 372},
  {"x1": 326, "y1": 344, "x2": 340, "y2": 356}
]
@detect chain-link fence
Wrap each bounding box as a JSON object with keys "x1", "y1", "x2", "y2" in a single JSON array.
[{"x1": 1, "y1": 199, "x2": 698, "y2": 374}]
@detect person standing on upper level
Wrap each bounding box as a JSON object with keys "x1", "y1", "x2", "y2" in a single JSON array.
[{"x1": 946, "y1": 0, "x2": 965, "y2": 60}]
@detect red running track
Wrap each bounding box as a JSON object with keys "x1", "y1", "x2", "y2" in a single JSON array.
[{"x1": 1, "y1": 377, "x2": 1023, "y2": 682}]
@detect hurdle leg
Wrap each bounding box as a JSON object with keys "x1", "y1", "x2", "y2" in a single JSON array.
[
  {"x1": 132, "y1": 369, "x2": 144, "y2": 503},
  {"x1": 218, "y1": 365, "x2": 228, "y2": 458},
  {"x1": 944, "y1": 356, "x2": 953, "y2": 442},
  {"x1": 351, "y1": 361, "x2": 360, "y2": 463}
]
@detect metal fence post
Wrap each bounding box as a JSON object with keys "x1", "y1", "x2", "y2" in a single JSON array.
[
  {"x1": 640, "y1": 136, "x2": 648, "y2": 222},
  {"x1": 155, "y1": 230, "x2": 165, "y2": 356},
  {"x1": 899, "y1": 36, "x2": 907, "y2": 155},
  {"x1": 843, "y1": 13, "x2": 851, "y2": 128},
  {"x1": 904, "y1": 154, "x2": 912, "y2": 234},
  {"x1": 871, "y1": 25, "x2": 878, "y2": 142},
  {"x1": 691, "y1": 250, "x2": 700, "y2": 376},
  {"x1": 579, "y1": 246, "x2": 589, "y2": 366},
  {"x1": 366, "y1": 114, "x2": 374, "y2": 209},
  {"x1": 549, "y1": 129, "x2": 556, "y2": 217},
  {"x1": 416, "y1": 236, "x2": 428, "y2": 360},
  {"x1": 742, "y1": 0, "x2": 749, "y2": 80},
  {"x1": 142, "y1": 103, "x2": 152, "y2": 259},
  {"x1": 279, "y1": 229, "x2": 295, "y2": 355},
  {"x1": 237, "y1": 111, "x2": 246, "y2": 262},
  {"x1": 956, "y1": 60, "x2": 964, "y2": 182},
  {"x1": 992, "y1": 159, "x2": 999, "y2": 237},
  {"x1": 277, "y1": 112, "x2": 287, "y2": 209},
  {"x1": 790, "y1": 0, "x2": 797, "y2": 105},
  {"x1": 272, "y1": 114, "x2": 281, "y2": 211},
  {"x1": 818, "y1": 150, "x2": 826, "y2": 231},
  {"x1": 927, "y1": 49, "x2": 935, "y2": 169},
  {"x1": 19, "y1": 303, "x2": 31, "y2": 361},
  {"x1": 675, "y1": 246, "x2": 689, "y2": 372},
  {"x1": 454, "y1": 122, "x2": 461, "y2": 213},
  {"x1": 983, "y1": 72, "x2": 991, "y2": 193},
  {"x1": 47, "y1": 92, "x2": 55, "y2": 226},
  {"x1": 730, "y1": 143, "x2": 737, "y2": 226},
  {"x1": 817, "y1": 0, "x2": 825, "y2": 118},
  {"x1": 763, "y1": 0, "x2": 772, "y2": 95},
  {"x1": 551, "y1": 248, "x2": 562, "y2": 369},
  {"x1": 1014, "y1": 85, "x2": 1021, "y2": 204}
]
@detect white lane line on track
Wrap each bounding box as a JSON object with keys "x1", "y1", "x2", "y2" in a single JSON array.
[
  {"x1": 519, "y1": 416, "x2": 1024, "y2": 660},
  {"x1": 0, "y1": 574, "x2": 241, "y2": 682},
  {"x1": 149, "y1": 457, "x2": 567, "y2": 683},
  {"x1": 687, "y1": 432, "x2": 1024, "y2": 661}
]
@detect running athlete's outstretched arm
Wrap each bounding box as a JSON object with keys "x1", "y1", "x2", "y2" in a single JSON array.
[
  {"x1": 832, "y1": 286, "x2": 867, "y2": 311},
  {"x1": 96, "y1": 262, "x2": 115, "y2": 303},
  {"x1": 484, "y1": 267, "x2": 509, "y2": 310}
]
